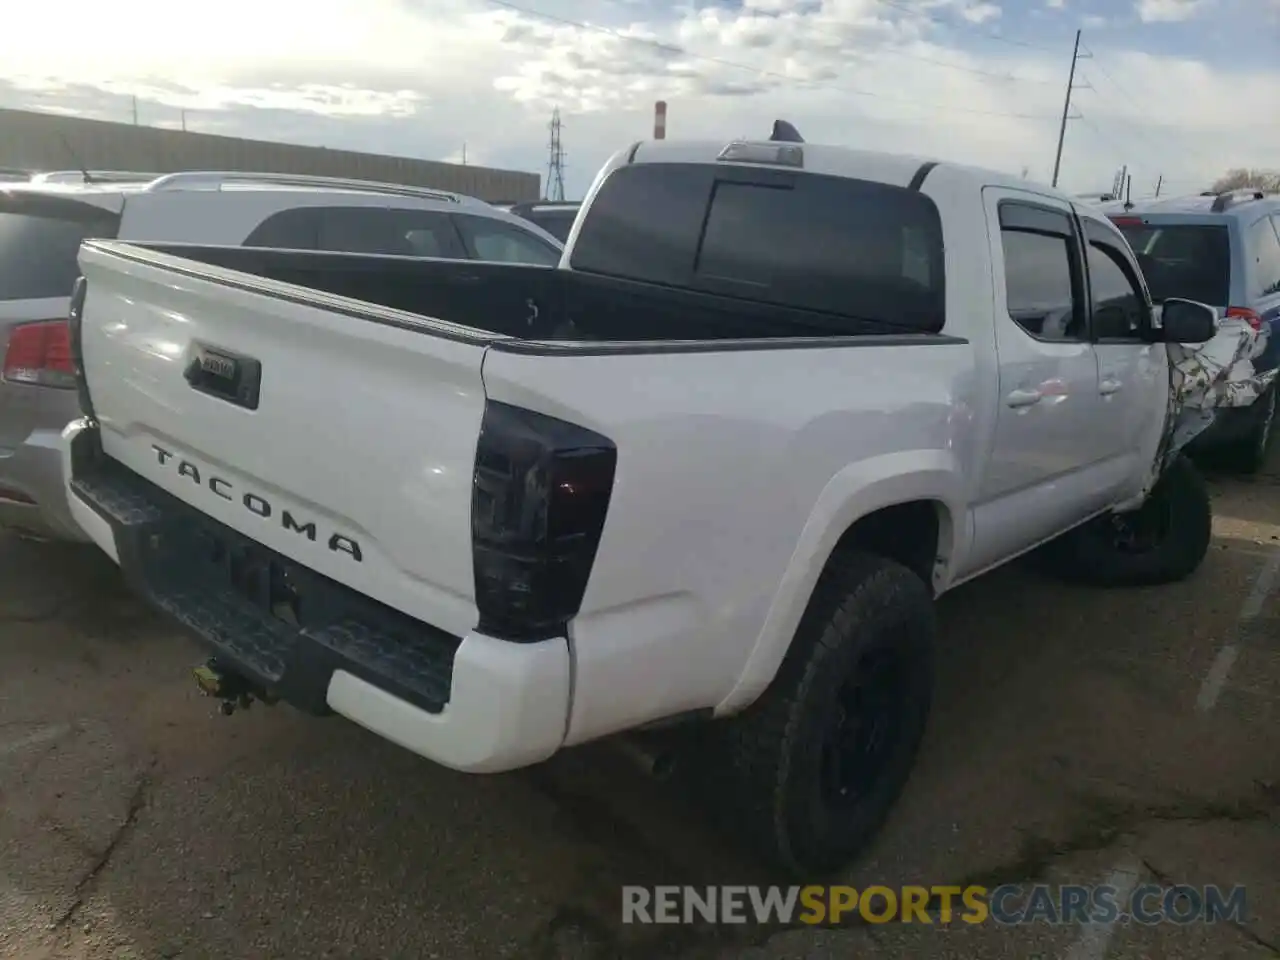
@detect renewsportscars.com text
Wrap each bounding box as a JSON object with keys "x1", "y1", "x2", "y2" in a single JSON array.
[{"x1": 621, "y1": 884, "x2": 1248, "y2": 926}]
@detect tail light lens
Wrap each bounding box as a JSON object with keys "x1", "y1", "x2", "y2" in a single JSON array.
[
  {"x1": 1227, "y1": 306, "x2": 1263, "y2": 331},
  {"x1": 471, "y1": 401, "x2": 617, "y2": 642},
  {"x1": 2, "y1": 319, "x2": 75, "y2": 388},
  {"x1": 67, "y1": 276, "x2": 95, "y2": 416}
]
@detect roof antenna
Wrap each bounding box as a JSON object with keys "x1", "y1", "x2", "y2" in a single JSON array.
[
  {"x1": 770, "y1": 119, "x2": 804, "y2": 143},
  {"x1": 57, "y1": 134, "x2": 95, "y2": 184}
]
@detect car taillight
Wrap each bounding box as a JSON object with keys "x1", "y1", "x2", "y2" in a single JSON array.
[
  {"x1": 1226, "y1": 306, "x2": 1263, "y2": 331},
  {"x1": 2, "y1": 319, "x2": 75, "y2": 388},
  {"x1": 471, "y1": 400, "x2": 617, "y2": 642}
]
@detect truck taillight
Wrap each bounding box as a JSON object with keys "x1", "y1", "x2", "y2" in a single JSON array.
[
  {"x1": 66, "y1": 276, "x2": 95, "y2": 417},
  {"x1": 2, "y1": 319, "x2": 75, "y2": 388},
  {"x1": 471, "y1": 401, "x2": 617, "y2": 642},
  {"x1": 1226, "y1": 306, "x2": 1263, "y2": 331}
]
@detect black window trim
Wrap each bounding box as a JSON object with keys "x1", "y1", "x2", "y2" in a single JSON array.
[
  {"x1": 996, "y1": 198, "x2": 1088, "y2": 344},
  {"x1": 1079, "y1": 216, "x2": 1152, "y2": 343}
]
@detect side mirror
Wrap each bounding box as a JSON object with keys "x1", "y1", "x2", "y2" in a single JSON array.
[{"x1": 1159, "y1": 298, "x2": 1218, "y2": 344}]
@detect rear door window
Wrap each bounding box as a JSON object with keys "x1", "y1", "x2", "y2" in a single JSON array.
[
  {"x1": 569, "y1": 162, "x2": 946, "y2": 333},
  {"x1": 243, "y1": 208, "x2": 320, "y2": 249},
  {"x1": 525, "y1": 210, "x2": 576, "y2": 243},
  {"x1": 0, "y1": 206, "x2": 119, "y2": 301},
  {"x1": 999, "y1": 221, "x2": 1084, "y2": 342},
  {"x1": 1246, "y1": 216, "x2": 1280, "y2": 299},
  {"x1": 1111, "y1": 221, "x2": 1231, "y2": 306},
  {"x1": 1086, "y1": 243, "x2": 1146, "y2": 339},
  {"x1": 454, "y1": 215, "x2": 562, "y2": 265},
  {"x1": 316, "y1": 207, "x2": 466, "y2": 259}
]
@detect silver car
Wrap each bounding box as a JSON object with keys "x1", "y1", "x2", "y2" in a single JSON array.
[{"x1": 0, "y1": 171, "x2": 564, "y2": 541}]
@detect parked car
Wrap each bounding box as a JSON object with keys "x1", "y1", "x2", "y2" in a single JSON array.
[
  {"x1": 508, "y1": 201, "x2": 581, "y2": 243},
  {"x1": 63, "y1": 132, "x2": 1230, "y2": 877},
  {"x1": 1105, "y1": 189, "x2": 1280, "y2": 471},
  {"x1": 0, "y1": 170, "x2": 563, "y2": 541}
]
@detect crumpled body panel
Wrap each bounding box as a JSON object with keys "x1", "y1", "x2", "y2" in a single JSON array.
[{"x1": 1150, "y1": 317, "x2": 1275, "y2": 488}]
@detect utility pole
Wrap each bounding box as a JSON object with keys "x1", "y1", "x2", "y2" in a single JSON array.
[
  {"x1": 131, "y1": 96, "x2": 139, "y2": 125},
  {"x1": 1154, "y1": 174, "x2": 1163, "y2": 197},
  {"x1": 461, "y1": 143, "x2": 467, "y2": 166},
  {"x1": 546, "y1": 108, "x2": 566, "y2": 202},
  {"x1": 180, "y1": 109, "x2": 187, "y2": 132},
  {"x1": 1051, "y1": 29, "x2": 1083, "y2": 189}
]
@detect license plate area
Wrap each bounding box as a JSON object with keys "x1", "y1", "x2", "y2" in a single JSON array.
[
  {"x1": 174, "y1": 522, "x2": 338, "y2": 630},
  {"x1": 198, "y1": 528, "x2": 303, "y2": 626}
]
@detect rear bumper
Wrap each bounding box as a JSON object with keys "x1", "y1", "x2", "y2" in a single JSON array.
[
  {"x1": 61, "y1": 418, "x2": 571, "y2": 774},
  {"x1": 0, "y1": 426, "x2": 92, "y2": 541}
]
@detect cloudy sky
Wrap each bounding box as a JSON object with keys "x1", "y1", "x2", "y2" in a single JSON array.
[{"x1": 0, "y1": 0, "x2": 1273, "y2": 198}]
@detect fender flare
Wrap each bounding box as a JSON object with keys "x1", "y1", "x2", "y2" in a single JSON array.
[{"x1": 713, "y1": 450, "x2": 967, "y2": 716}]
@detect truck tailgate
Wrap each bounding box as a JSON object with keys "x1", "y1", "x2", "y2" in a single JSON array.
[{"x1": 74, "y1": 241, "x2": 491, "y2": 639}]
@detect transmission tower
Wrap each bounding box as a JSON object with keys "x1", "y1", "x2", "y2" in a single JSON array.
[{"x1": 546, "y1": 108, "x2": 566, "y2": 202}]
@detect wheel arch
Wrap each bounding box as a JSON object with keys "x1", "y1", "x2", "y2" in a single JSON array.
[{"x1": 714, "y1": 451, "x2": 966, "y2": 717}]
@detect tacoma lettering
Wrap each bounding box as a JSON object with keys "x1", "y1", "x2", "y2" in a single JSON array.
[{"x1": 151, "y1": 444, "x2": 363, "y2": 561}]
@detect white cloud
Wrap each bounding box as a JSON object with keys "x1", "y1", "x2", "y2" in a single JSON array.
[
  {"x1": 1045, "y1": 0, "x2": 1066, "y2": 8},
  {"x1": 0, "y1": 0, "x2": 1269, "y2": 200},
  {"x1": 960, "y1": 3, "x2": 1003, "y2": 24},
  {"x1": 1135, "y1": 0, "x2": 1210, "y2": 22}
]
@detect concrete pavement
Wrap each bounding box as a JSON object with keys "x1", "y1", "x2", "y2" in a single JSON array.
[{"x1": 1, "y1": 459, "x2": 1276, "y2": 960}]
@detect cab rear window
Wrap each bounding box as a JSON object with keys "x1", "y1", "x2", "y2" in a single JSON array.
[{"x1": 569, "y1": 162, "x2": 946, "y2": 334}]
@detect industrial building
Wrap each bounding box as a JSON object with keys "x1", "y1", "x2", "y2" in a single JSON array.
[{"x1": 0, "y1": 108, "x2": 539, "y2": 202}]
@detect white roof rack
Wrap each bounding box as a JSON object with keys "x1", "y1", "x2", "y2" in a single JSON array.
[
  {"x1": 140, "y1": 171, "x2": 476, "y2": 205},
  {"x1": 29, "y1": 170, "x2": 165, "y2": 184}
]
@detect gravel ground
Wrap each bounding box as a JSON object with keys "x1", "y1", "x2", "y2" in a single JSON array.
[{"x1": 1, "y1": 457, "x2": 1276, "y2": 960}]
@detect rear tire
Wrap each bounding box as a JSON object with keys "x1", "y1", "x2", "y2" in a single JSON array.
[
  {"x1": 702, "y1": 552, "x2": 935, "y2": 877},
  {"x1": 1043, "y1": 455, "x2": 1211, "y2": 587}
]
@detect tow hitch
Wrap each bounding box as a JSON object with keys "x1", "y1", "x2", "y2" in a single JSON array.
[{"x1": 192, "y1": 660, "x2": 265, "y2": 716}]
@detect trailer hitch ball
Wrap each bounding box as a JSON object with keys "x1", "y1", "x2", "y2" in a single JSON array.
[{"x1": 192, "y1": 660, "x2": 254, "y2": 715}]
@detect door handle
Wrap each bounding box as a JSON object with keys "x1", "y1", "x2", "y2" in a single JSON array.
[
  {"x1": 1006, "y1": 388, "x2": 1042, "y2": 408},
  {"x1": 1099, "y1": 378, "x2": 1123, "y2": 395}
]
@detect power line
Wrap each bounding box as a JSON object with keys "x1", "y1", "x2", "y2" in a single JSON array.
[
  {"x1": 1077, "y1": 45, "x2": 1219, "y2": 171},
  {"x1": 484, "y1": 0, "x2": 1060, "y2": 120},
  {"x1": 1075, "y1": 113, "x2": 1141, "y2": 165},
  {"x1": 868, "y1": 0, "x2": 1063, "y2": 53}
]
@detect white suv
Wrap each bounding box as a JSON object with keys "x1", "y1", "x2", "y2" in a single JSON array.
[{"x1": 0, "y1": 171, "x2": 563, "y2": 541}]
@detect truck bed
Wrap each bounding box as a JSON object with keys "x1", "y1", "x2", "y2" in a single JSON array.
[{"x1": 130, "y1": 241, "x2": 946, "y2": 344}]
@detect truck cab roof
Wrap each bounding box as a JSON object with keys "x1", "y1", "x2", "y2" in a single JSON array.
[{"x1": 624, "y1": 138, "x2": 1060, "y2": 199}]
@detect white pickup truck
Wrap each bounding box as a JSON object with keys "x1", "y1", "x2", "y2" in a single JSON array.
[{"x1": 61, "y1": 131, "x2": 1227, "y2": 876}]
